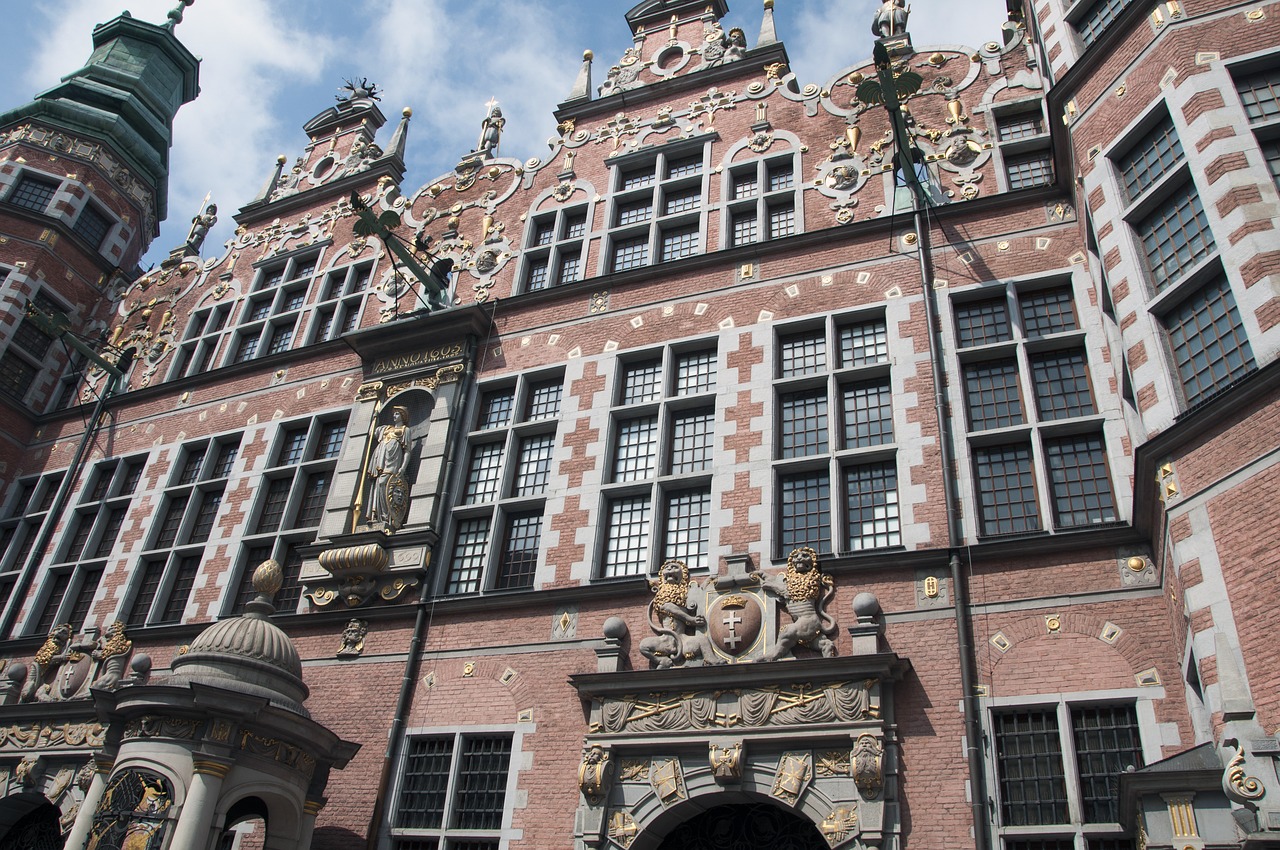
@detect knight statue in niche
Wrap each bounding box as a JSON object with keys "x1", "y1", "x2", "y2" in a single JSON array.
[
  {"x1": 872, "y1": 0, "x2": 910, "y2": 37},
  {"x1": 753, "y1": 547, "x2": 838, "y2": 660},
  {"x1": 639, "y1": 559, "x2": 722, "y2": 669},
  {"x1": 365, "y1": 405, "x2": 413, "y2": 533}
]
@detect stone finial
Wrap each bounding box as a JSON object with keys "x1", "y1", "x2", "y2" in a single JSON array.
[
  {"x1": 758, "y1": 0, "x2": 778, "y2": 45},
  {"x1": 387, "y1": 107, "x2": 412, "y2": 161},
  {"x1": 244, "y1": 559, "x2": 283, "y2": 619},
  {"x1": 255, "y1": 154, "x2": 288, "y2": 203},
  {"x1": 566, "y1": 49, "x2": 594, "y2": 103}
]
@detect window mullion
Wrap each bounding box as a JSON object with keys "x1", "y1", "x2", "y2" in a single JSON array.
[{"x1": 1058, "y1": 702, "x2": 1086, "y2": 827}]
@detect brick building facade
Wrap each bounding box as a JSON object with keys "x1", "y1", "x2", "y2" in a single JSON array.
[{"x1": 0, "y1": 1, "x2": 1277, "y2": 848}]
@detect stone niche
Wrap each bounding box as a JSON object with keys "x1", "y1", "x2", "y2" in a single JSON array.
[
  {"x1": 301, "y1": 305, "x2": 494, "y2": 610},
  {"x1": 571, "y1": 654, "x2": 910, "y2": 850}
]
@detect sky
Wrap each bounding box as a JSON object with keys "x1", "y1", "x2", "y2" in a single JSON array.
[{"x1": 0, "y1": 0, "x2": 1011, "y2": 269}]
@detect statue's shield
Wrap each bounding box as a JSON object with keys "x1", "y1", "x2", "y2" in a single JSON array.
[
  {"x1": 707, "y1": 593, "x2": 764, "y2": 658},
  {"x1": 56, "y1": 652, "x2": 92, "y2": 699}
]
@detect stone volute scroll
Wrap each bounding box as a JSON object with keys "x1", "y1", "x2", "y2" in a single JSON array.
[{"x1": 360, "y1": 404, "x2": 414, "y2": 533}]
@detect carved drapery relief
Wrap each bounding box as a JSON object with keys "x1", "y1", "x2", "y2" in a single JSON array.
[{"x1": 593, "y1": 679, "x2": 877, "y2": 735}]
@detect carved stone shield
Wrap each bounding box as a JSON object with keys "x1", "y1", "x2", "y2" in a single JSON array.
[
  {"x1": 707, "y1": 592, "x2": 764, "y2": 659},
  {"x1": 384, "y1": 473, "x2": 409, "y2": 531},
  {"x1": 56, "y1": 652, "x2": 93, "y2": 700}
]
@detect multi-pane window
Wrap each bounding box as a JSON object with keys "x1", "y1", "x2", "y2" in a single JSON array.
[
  {"x1": 229, "y1": 417, "x2": 345, "y2": 615},
  {"x1": 1005, "y1": 152, "x2": 1054, "y2": 190},
  {"x1": 446, "y1": 373, "x2": 564, "y2": 593},
  {"x1": 1074, "y1": 0, "x2": 1131, "y2": 46},
  {"x1": 126, "y1": 435, "x2": 240, "y2": 626},
  {"x1": 521, "y1": 205, "x2": 589, "y2": 291},
  {"x1": 608, "y1": 146, "x2": 706, "y2": 272},
  {"x1": 392, "y1": 733, "x2": 514, "y2": 848},
  {"x1": 0, "y1": 471, "x2": 64, "y2": 622},
  {"x1": 1114, "y1": 114, "x2": 1214, "y2": 293},
  {"x1": 725, "y1": 154, "x2": 800, "y2": 247},
  {"x1": 1263, "y1": 138, "x2": 1280, "y2": 191},
  {"x1": 228, "y1": 253, "x2": 320, "y2": 364},
  {"x1": 601, "y1": 346, "x2": 717, "y2": 577},
  {"x1": 311, "y1": 263, "x2": 372, "y2": 342},
  {"x1": 7, "y1": 174, "x2": 59, "y2": 213},
  {"x1": 992, "y1": 702, "x2": 1143, "y2": 847},
  {"x1": 170, "y1": 303, "x2": 233, "y2": 379},
  {"x1": 1234, "y1": 66, "x2": 1280, "y2": 123},
  {"x1": 1, "y1": 291, "x2": 65, "y2": 405},
  {"x1": 1162, "y1": 275, "x2": 1255, "y2": 406},
  {"x1": 774, "y1": 315, "x2": 899, "y2": 555},
  {"x1": 998, "y1": 111, "x2": 1045, "y2": 141},
  {"x1": 954, "y1": 285, "x2": 1115, "y2": 536},
  {"x1": 71, "y1": 204, "x2": 112, "y2": 249}
]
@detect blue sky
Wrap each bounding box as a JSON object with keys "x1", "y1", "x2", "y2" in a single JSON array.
[{"x1": 0, "y1": 0, "x2": 1010, "y2": 268}]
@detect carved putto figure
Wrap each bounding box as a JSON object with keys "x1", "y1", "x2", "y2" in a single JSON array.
[
  {"x1": 639, "y1": 560, "x2": 721, "y2": 668},
  {"x1": 872, "y1": 0, "x2": 910, "y2": 38},
  {"x1": 753, "y1": 547, "x2": 838, "y2": 660},
  {"x1": 90, "y1": 621, "x2": 133, "y2": 689},
  {"x1": 366, "y1": 405, "x2": 411, "y2": 532},
  {"x1": 476, "y1": 100, "x2": 505, "y2": 158}
]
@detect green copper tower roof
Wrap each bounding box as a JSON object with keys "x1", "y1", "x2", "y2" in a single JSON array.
[{"x1": 0, "y1": 10, "x2": 200, "y2": 230}]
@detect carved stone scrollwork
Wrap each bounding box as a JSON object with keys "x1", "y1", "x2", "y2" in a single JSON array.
[
  {"x1": 578, "y1": 745, "x2": 614, "y2": 804},
  {"x1": 1223, "y1": 738, "x2": 1265, "y2": 805}
]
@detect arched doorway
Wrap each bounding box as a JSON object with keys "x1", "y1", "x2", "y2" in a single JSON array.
[
  {"x1": 657, "y1": 803, "x2": 828, "y2": 850},
  {"x1": 0, "y1": 801, "x2": 62, "y2": 850}
]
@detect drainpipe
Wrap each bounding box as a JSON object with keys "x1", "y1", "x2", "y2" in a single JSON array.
[{"x1": 365, "y1": 332, "x2": 479, "y2": 850}]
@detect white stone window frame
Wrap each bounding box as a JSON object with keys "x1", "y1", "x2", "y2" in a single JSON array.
[
  {"x1": 988, "y1": 96, "x2": 1054, "y2": 193},
  {"x1": 443, "y1": 369, "x2": 566, "y2": 596},
  {"x1": 982, "y1": 687, "x2": 1166, "y2": 848},
  {"x1": 517, "y1": 201, "x2": 593, "y2": 292},
  {"x1": 223, "y1": 415, "x2": 345, "y2": 617},
  {"x1": 943, "y1": 272, "x2": 1128, "y2": 541},
  {"x1": 225, "y1": 245, "x2": 328, "y2": 366},
  {"x1": 770, "y1": 309, "x2": 901, "y2": 559},
  {"x1": 596, "y1": 342, "x2": 719, "y2": 578},
  {"x1": 601, "y1": 139, "x2": 711, "y2": 277},
  {"x1": 387, "y1": 722, "x2": 530, "y2": 849}
]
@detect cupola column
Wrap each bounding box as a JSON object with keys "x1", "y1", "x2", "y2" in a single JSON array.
[
  {"x1": 63, "y1": 756, "x2": 115, "y2": 850},
  {"x1": 168, "y1": 756, "x2": 233, "y2": 850}
]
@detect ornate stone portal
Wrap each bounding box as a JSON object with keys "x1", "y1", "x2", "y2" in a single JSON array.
[
  {"x1": 639, "y1": 549, "x2": 839, "y2": 668},
  {"x1": 573, "y1": 632, "x2": 908, "y2": 849}
]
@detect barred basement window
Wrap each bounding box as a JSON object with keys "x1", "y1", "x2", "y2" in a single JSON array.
[
  {"x1": 393, "y1": 733, "x2": 514, "y2": 848},
  {"x1": 600, "y1": 345, "x2": 717, "y2": 576},
  {"x1": 992, "y1": 702, "x2": 1143, "y2": 847},
  {"x1": 228, "y1": 416, "x2": 344, "y2": 614},
  {"x1": 7, "y1": 174, "x2": 59, "y2": 212},
  {"x1": 126, "y1": 435, "x2": 240, "y2": 626},
  {"x1": 446, "y1": 372, "x2": 564, "y2": 594},
  {"x1": 1162, "y1": 275, "x2": 1255, "y2": 406},
  {"x1": 774, "y1": 313, "x2": 897, "y2": 555}
]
